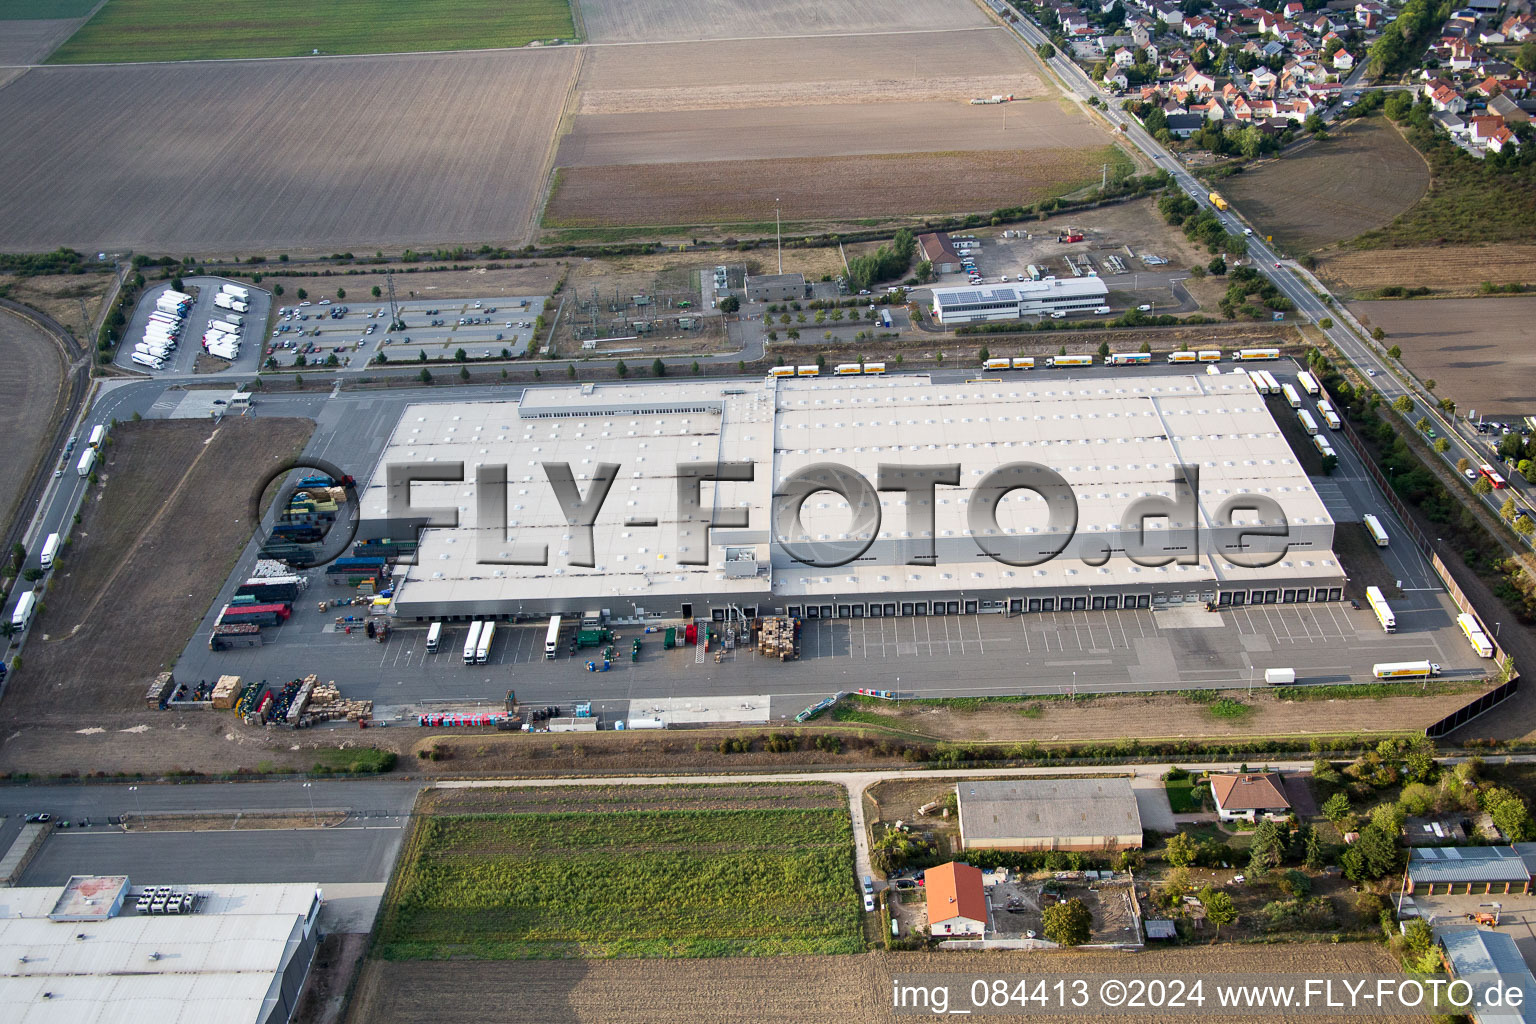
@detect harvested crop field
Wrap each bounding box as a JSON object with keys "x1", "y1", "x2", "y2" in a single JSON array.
[
  {"x1": 0, "y1": 15, "x2": 89, "y2": 65},
  {"x1": 546, "y1": 147, "x2": 1119, "y2": 227},
  {"x1": 0, "y1": 308, "x2": 68, "y2": 546},
  {"x1": 574, "y1": 30, "x2": 1045, "y2": 114},
  {"x1": 3, "y1": 417, "x2": 314, "y2": 717},
  {"x1": 575, "y1": 0, "x2": 988, "y2": 44},
  {"x1": 348, "y1": 946, "x2": 1426, "y2": 1023},
  {"x1": 1317, "y1": 245, "x2": 1536, "y2": 296},
  {"x1": 1216, "y1": 120, "x2": 1429, "y2": 252},
  {"x1": 0, "y1": 49, "x2": 578, "y2": 253},
  {"x1": 557, "y1": 100, "x2": 1097, "y2": 165},
  {"x1": 378, "y1": 783, "x2": 859, "y2": 959},
  {"x1": 47, "y1": 0, "x2": 575, "y2": 63},
  {"x1": 1349, "y1": 296, "x2": 1536, "y2": 413}
]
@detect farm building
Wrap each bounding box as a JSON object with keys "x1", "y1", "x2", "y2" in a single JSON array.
[
  {"x1": 1209, "y1": 771, "x2": 1292, "y2": 822},
  {"x1": 918, "y1": 232, "x2": 963, "y2": 275},
  {"x1": 929, "y1": 278, "x2": 1108, "y2": 324},
  {"x1": 0, "y1": 876, "x2": 321, "y2": 1024},
  {"x1": 1406, "y1": 846, "x2": 1533, "y2": 895},
  {"x1": 926, "y1": 861, "x2": 987, "y2": 937},
  {"x1": 743, "y1": 272, "x2": 807, "y2": 303},
  {"x1": 955, "y1": 778, "x2": 1143, "y2": 852},
  {"x1": 368, "y1": 372, "x2": 1344, "y2": 624},
  {"x1": 1435, "y1": 926, "x2": 1536, "y2": 1024}
]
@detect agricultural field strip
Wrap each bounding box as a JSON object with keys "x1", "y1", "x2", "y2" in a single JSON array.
[
  {"x1": 0, "y1": 25, "x2": 1008, "y2": 69},
  {"x1": 380, "y1": 787, "x2": 861, "y2": 959}
]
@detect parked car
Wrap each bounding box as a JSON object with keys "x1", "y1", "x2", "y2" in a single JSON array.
[
  {"x1": 1137, "y1": 304, "x2": 1152, "y2": 312},
  {"x1": 24, "y1": 813, "x2": 49, "y2": 823}
]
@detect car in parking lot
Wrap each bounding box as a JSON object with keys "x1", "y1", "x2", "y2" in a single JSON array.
[
  {"x1": 299, "y1": 300, "x2": 311, "y2": 306},
  {"x1": 863, "y1": 893, "x2": 876, "y2": 912}
]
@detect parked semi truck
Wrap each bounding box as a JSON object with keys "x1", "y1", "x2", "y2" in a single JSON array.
[
  {"x1": 1457, "y1": 613, "x2": 1494, "y2": 658},
  {"x1": 213, "y1": 294, "x2": 249, "y2": 314},
  {"x1": 11, "y1": 590, "x2": 36, "y2": 631},
  {"x1": 219, "y1": 283, "x2": 250, "y2": 301},
  {"x1": 476, "y1": 621, "x2": 496, "y2": 664},
  {"x1": 1365, "y1": 585, "x2": 1395, "y2": 633},
  {"x1": 1373, "y1": 661, "x2": 1440, "y2": 679},
  {"x1": 463, "y1": 620, "x2": 483, "y2": 665}
]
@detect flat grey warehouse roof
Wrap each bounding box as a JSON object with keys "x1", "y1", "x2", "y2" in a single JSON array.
[
  {"x1": 956, "y1": 778, "x2": 1143, "y2": 842},
  {"x1": 366, "y1": 373, "x2": 1340, "y2": 616}
]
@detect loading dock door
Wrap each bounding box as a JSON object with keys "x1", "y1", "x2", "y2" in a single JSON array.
[
  {"x1": 964, "y1": 600, "x2": 978, "y2": 614},
  {"x1": 901, "y1": 603, "x2": 914, "y2": 616},
  {"x1": 819, "y1": 604, "x2": 833, "y2": 619},
  {"x1": 1040, "y1": 598, "x2": 1055, "y2": 612},
  {"x1": 837, "y1": 604, "x2": 851, "y2": 618},
  {"x1": 883, "y1": 603, "x2": 896, "y2": 616}
]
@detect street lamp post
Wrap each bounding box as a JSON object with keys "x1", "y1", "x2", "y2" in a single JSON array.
[
  {"x1": 302, "y1": 781, "x2": 316, "y2": 827},
  {"x1": 127, "y1": 785, "x2": 142, "y2": 822}
]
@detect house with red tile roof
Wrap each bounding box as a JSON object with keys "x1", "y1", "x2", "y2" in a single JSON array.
[
  {"x1": 1210, "y1": 772, "x2": 1292, "y2": 822},
  {"x1": 926, "y1": 862, "x2": 987, "y2": 937}
]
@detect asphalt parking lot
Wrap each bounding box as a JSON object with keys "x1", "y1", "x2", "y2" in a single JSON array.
[
  {"x1": 170, "y1": 591, "x2": 1485, "y2": 720},
  {"x1": 264, "y1": 294, "x2": 546, "y2": 369},
  {"x1": 115, "y1": 277, "x2": 268, "y2": 376}
]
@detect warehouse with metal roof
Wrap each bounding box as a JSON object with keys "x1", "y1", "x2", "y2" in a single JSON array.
[
  {"x1": 369, "y1": 372, "x2": 1344, "y2": 623},
  {"x1": 1406, "y1": 846, "x2": 1533, "y2": 894},
  {"x1": 0, "y1": 876, "x2": 321, "y2": 1024},
  {"x1": 1435, "y1": 926, "x2": 1536, "y2": 1024},
  {"x1": 956, "y1": 777, "x2": 1144, "y2": 852},
  {"x1": 929, "y1": 278, "x2": 1108, "y2": 324}
]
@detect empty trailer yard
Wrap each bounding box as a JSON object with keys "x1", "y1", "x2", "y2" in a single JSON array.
[{"x1": 0, "y1": 49, "x2": 578, "y2": 253}]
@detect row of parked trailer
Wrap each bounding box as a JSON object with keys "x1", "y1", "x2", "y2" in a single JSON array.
[
  {"x1": 11, "y1": 428, "x2": 111, "y2": 632},
  {"x1": 133, "y1": 289, "x2": 194, "y2": 370},
  {"x1": 769, "y1": 364, "x2": 887, "y2": 377},
  {"x1": 204, "y1": 285, "x2": 250, "y2": 361}
]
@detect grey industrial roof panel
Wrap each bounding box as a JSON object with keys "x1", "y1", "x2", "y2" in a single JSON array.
[
  {"x1": 1409, "y1": 845, "x2": 1532, "y2": 885},
  {"x1": 957, "y1": 777, "x2": 1142, "y2": 841}
]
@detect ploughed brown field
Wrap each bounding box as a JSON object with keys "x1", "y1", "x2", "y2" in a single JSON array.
[
  {"x1": 1217, "y1": 119, "x2": 1429, "y2": 252},
  {"x1": 573, "y1": 30, "x2": 1046, "y2": 115},
  {"x1": 3, "y1": 418, "x2": 314, "y2": 716},
  {"x1": 545, "y1": 148, "x2": 1115, "y2": 228},
  {"x1": 573, "y1": 0, "x2": 989, "y2": 44},
  {"x1": 0, "y1": 49, "x2": 578, "y2": 253},
  {"x1": 1318, "y1": 245, "x2": 1536, "y2": 296},
  {"x1": 347, "y1": 946, "x2": 1428, "y2": 1023},
  {"x1": 0, "y1": 309, "x2": 67, "y2": 547},
  {"x1": 1348, "y1": 295, "x2": 1536, "y2": 413}
]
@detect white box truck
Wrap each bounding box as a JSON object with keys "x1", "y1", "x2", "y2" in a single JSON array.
[
  {"x1": 545, "y1": 615, "x2": 562, "y2": 659},
  {"x1": 11, "y1": 590, "x2": 36, "y2": 631},
  {"x1": 87, "y1": 424, "x2": 106, "y2": 448},
  {"x1": 219, "y1": 283, "x2": 250, "y2": 300},
  {"x1": 1264, "y1": 668, "x2": 1296, "y2": 685},
  {"x1": 131, "y1": 352, "x2": 164, "y2": 370},
  {"x1": 40, "y1": 532, "x2": 60, "y2": 569},
  {"x1": 76, "y1": 447, "x2": 96, "y2": 476},
  {"x1": 476, "y1": 621, "x2": 496, "y2": 664},
  {"x1": 462, "y1": 620, "x2": 483, "y2": 665},
  {"x1": 425, "y1": 622, "x2": 443, "y2": 654}
]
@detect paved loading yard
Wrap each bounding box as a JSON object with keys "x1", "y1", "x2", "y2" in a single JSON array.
[{"x1": 172, "y1": 590, "x2": 1486, "y2": 717}]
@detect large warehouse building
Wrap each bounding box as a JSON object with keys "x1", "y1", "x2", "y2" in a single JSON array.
[
  {"x1": 369, "y1": 372, "x2": 1343, "y2": 624},
  {"x1": 0, "y1": 875, "x2": 321, "y2": 1024},
  {"x1": 957, "y1": 778, "x2": 1144, "y2": 852},
  {"x1": 930, "y1": 278, "x2": 1108, "y2": 324}
]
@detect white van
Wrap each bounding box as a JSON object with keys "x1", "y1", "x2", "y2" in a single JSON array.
[{"x1": 425, "y1": 621, "x2": 443, "y2": 654}]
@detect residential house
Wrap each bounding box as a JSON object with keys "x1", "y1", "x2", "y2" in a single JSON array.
[
  {"x1": 1184, "y1": 14, "x2": 1219, "y2": 39},
  {"x1": 1210, "y1": 772, "x2": 1292, "y2": 822},
  {"x1": 1275, "y1": 97, "x2": 1316, "y2": 121},
  {"x1": 1144, "y1": 41, "x2": 1161, "y2": 62},
  {"x1": 1238, "y1": 6, "x2": 1270, "y2": 25},
  {"x1": 1230, "y1": 93, "x2": 1255, "y2": 119},
  {"x1": 1114, "y1": 45, "x2": 1137, "y2": 66},
  {"x1": 1301, "y1": 12, "x2": 1332, "y2": 34},
  {"x1": 1470, "y1": 114, "x2": 1505, "y2": 144},
  {"x1": 1489, "y1": 125, "x2": 1519, "y2": 153},
  {"x1": 1431, "y1": 83, "x2": 1468, "y2": 113},
  {"x1": 1105, "y1": 70, "x2": 1130, "y2": 90},
  {"x1": 1464, "y1": 0, "x2": 1500, "y2": 12},
  {"x1": 1502, "y1": 13, "x2": 1535, "y2": 42},
  {"x1": 1155, "y1": 3, "x2": 1184, "y2": 27},
  {"x1": 1062, "y1": 11, "x2": 1093, "y2": 34},
  {"x1": 1216, "y1": 27, "x2": 1246, "y2": 47},
  {"x1": 1258, "y1": 10, "x2": 1286, "y2": 36},
  {"x1": 1097, "y1": 33, "x2": 1135, "y2": 52},
  {"x1": 1448, "y1": 40, "x2": 1482, "y2": 71},
  {"x1": 1249, "y1": 98, "x2": 1279, "y2": 119},
  {"x1": 1250, "y1": 67, "x2": 1279, "y2": 93},
  {"x1": 1166, "y1": 111, "x2": 1208, "y2": 136},
  {"x1": 1480, "y1": 28, "x2": 1507, "y2": 44},
  {"x1": 1181, "y1": 65, "x2": 1216, "y2": 93},
  {"x1": 1358, "y1": 8, "x2": 1382, "y2": 29},
  {"x1": 1333, "y1": 48, "x2": 1355, "y2": 70},
  {"x1": 1432, "y1": 108, "x2": 1468, "y2": 134},
  {"x1": 1261, "y1": 39, "x2": 1286, "y2": 60},
  {"x1": 1192, "y1": 97, "x2": 1228, "y2": 120},
  {"x1": 917, "y1": 234, "x2": 963, "y2": 275},
  {"x1": 926, "y1": 862, "x2": 987, "y2": 937},
  {"x1": 1283, "y1": 0, "x2": 1305, "y2": 17},
  {"x1": 1490, "y1": 93, "x2": 1530, "y2": 124},
  {"x1": 1131, "y1": 22, "x2": 1153, "y2": 46}
]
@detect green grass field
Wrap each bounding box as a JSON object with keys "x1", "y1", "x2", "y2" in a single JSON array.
[
  {"x1": 378, "y1": 800, "x2": 862, "y2": 959},
  {"x1": 0, "y1": 0, "x2": 99, "y2": 18},
  {"x1": 47, "y1": 0, "x2": 576, "y2": 62},
  {"x1": 1164, "y1": 777, "x2": 1202, "y2": 813}
]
